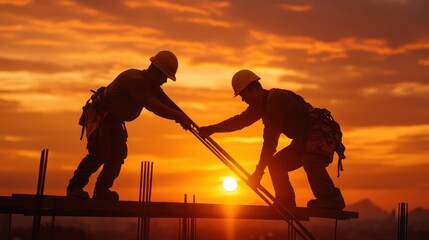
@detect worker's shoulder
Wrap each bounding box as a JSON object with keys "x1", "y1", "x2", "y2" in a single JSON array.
[
  {"x1": 109, "y1": 69, "x2": 146, "y2": 89},
  {"x1": 117, "y1": 68, "x2": 143, "y2": 78},
  {"x1": 268, "y1": 88, "x2": 297, "y2": 99},
  {"x1": 267, "y1": 88, "x2": 307, "y2": 107}
]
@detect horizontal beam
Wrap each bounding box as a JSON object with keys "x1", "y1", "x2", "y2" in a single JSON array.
[{"x1": 0, "y1": 194, "x2": 358, "y2": 221}]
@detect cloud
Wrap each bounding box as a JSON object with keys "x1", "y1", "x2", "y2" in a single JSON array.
[
  {"x1": 392, "y1": 133, "x2": 429, "y2": 155},
  {"x1": 280, "y1": 3, "x2": 313, "y2": 12},
  {"x1": 341, "y1": 163, "x2": 429, "y2": 190},
  {"x1": 0, "y1": 57, "x2": 69, "y2": 73},
  {"x1": 0, "y1": 0, "x2": 31, "y2": 6},
  {"x1": 125, "y1": 0, "x2": 219, "y2": 15},
  {"x1": 175, "y1": 16, "x2": 235, "y2": 28},
  {"x1": 343, "y1": 125, "x2": 429, "y2": 165},
  {"x1": 229, "y1": 0, "x2": 429, "y2": 45}
]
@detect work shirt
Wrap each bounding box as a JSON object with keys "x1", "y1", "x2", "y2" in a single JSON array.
[
  {"x1": 105, "y1": 69, "x2": 171, "y2": 122},
  {"x1": 211, "y1": 88, "x2": 312, "y2": 166}
]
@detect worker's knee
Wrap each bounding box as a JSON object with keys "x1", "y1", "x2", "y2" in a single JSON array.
[{"x1": 302, "y1": 153, "x2": 331, "y2": 169}]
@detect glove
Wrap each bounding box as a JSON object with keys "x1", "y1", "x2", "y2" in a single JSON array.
[
  {"x1": 248, "y1": 165, "x2": 264, "y2": 189},
  {"x1": 199, "y1": 125, "x2": 215, "y2": 137}
]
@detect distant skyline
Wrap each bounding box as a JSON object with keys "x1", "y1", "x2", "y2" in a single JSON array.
[{"x1": 1, "y1": 0, "x2": 429, "y2": 211}]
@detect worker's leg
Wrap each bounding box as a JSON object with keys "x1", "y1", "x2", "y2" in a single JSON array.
[
  {"x1": 93, "y1": 120, "x2": 127, "y2": 200},
  {"x1": 268, "y1": 140, "x2": 304, "y2": 207},
  {"x1": 67, "y1": 125, "x2": 110, "y2": 198},
  {"x1": 302, "y1": 154, "x2": 345, "y2": 209}
]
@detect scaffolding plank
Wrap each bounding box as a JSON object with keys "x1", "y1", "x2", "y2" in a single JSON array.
[{"x1": 0, "y1": 194, "x2": 358, "y2": 221}]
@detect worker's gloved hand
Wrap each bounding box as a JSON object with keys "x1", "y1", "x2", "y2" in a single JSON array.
[
  {"x1": 199, "y1": 125, "x2": 215, "y2": 137},
  {"x1": 248, "y1": 165, "x2": 264, "y2": 189},
  {"x1": 176, "y1": 112, "x2": 193, "y2": 130}
]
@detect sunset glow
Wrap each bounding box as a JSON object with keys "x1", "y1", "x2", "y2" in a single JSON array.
[
  {"x1": 1, "y1": 0, "x2": 429, "y2": 213},
  {"x1": 223, "y1": 177, "x2": 238, "y2": 192}
]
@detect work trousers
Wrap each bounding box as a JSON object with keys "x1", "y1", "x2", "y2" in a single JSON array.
[
  {"x1": 268, "y1": 138, "x2": 340, "y2": 204},
  {"x1": 68, "y1": 115, "x2": 128, "y2": 191}
]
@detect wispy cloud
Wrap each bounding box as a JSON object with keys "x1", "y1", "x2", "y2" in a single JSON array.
[{"x1": 280, "y1": 3, "x2": 313, "y2": 12}]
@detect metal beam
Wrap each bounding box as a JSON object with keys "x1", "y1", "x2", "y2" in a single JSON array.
[{"x1": 0, "y1": 194, "x2": 358, "y2": 221}]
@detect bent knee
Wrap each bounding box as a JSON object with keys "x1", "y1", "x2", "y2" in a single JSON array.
[{"x1": 302, "y1": 153, "x2": 332, "y2": 168}]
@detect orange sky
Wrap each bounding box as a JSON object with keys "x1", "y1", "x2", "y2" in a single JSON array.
[{"x1": 1, "y1": 0, "x2": 429, "y2": 212}]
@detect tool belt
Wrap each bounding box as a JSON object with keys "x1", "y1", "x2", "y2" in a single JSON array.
[
  {"x1": 79, "y1": 87, "x2": 108, "y2": 140},
  {"x1": 306, "y1": 108, "x2": 346, "y2": 177}
]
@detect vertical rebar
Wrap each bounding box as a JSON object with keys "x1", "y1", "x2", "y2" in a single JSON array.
[
  {"x1": 32, "y1": 149, "x2": 48, "y2": 240},
  {"x1": 191, "y1": 195, "x2": 196, "y2": 240},
  {"x1": 144, "y1": 162, "x2": 153, "y2": 240},
  {"x1": 40, "y1": 149, "x2": 49, "y2": 195},
  {"x1": 182, "y1": 194, "x2": 188, "y2": 240},
  {"x1": 137, "y1": 162, "x2": 143, "y2": 240},
  {"x1": 398, "y1": 202, "x2": 408, "y2": 240},
  {"x1": 178, "y1": 213, "x2": 182, "y2": 240},
  {"x1": 36, "y1": 149, "x2": 45, "y2": 196},
  {"x1": 288, "y1": 220, "x2": 296, "y2": 240},
  {"x1": 141, "y1": 161, "x2": 147, "y2": 240},
  {"x1": 148, "y1": 162, "x2": 153, "y2": 202},
  {"x1": 137, "y1": 161, "x2": 153, "y2": 240},
  {"x1": 334, "y1": 219, "x2": 338, "y2": 240},
  {"x1": 179, "y1": 194, "x2": 196, "y2": 240},
  {"x1": 49, "y1": 200, "x2": 56, "y2": 240},
  {"x1": 7, "y1": 214, "x2": 11, "y2": 240},
  {"x1": 405, "y1": 203, "x2": 408, "y2": 239},
  {"x1": 397, "y1": 203, "x2": 400, "y2": 239},
  {"x1": 50, "y1": 216, "x2": 55, "y2": 240}
]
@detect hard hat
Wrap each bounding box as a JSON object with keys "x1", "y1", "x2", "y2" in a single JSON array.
[
  {"x1": 150, "y1": 50, "x2": 178, "y2": 81},
  {"x1": 231, "y1": 69, "x2": 260, "y2": 97}
]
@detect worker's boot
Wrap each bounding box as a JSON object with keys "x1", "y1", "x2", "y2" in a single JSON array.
[
  {"x1": 66, "y1": 188, "x2": 90, "y2": 200},
  {"x1": 93, "y1": 188, "x2": 119, "y2": 201},
  {"x1": 307, "y1": 191, "x2": 345, "y2": 210}
]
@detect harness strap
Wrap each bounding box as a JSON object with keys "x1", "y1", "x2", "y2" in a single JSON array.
[
  {"x1": 337, "y1": 155, "x2": 344, "y2": 177},
  {"x1": 79, "y1": 88, "x2": 105, "y2": 140},
  {"x1": 336, "y1": 142, "x2": 346, "y2": 177},
  {"x1": 79, "y1": 97, "x2": 92, "y2": 140}
]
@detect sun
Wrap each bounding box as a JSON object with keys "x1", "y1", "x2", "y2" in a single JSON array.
[{"x1": 223, "y1": 177, "x2": 238, "y2": 192}]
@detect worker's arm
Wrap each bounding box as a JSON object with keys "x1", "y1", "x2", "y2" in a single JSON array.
[
  {"x1": 145, "y1": 96, "x2": 192, "y2": 129},
  {"x1": 154, "y1": 87, "x2": 181, "y2": 111},
  {"x1": 200, "y1": 106, "x2": 262, "y2": 135},
  {"x1": 248, "y1": 103, "x2": 283, "y2": 187},
  {"x1": 247, "y1": 125, "x2": 281, "y2": 188}
]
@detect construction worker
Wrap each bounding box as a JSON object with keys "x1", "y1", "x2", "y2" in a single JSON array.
[
  {"x1": 67, "y1": 50, "x2": 192, "y2": 200},
  {"x1": 200, "y1": 69, "x2": 346, "y2": 210}
]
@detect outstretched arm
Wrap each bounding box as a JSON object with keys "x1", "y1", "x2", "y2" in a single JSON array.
[
  {"x1": 200, "y1": 106, "x2": 262, "y2": 135},
  {"x1": 145, "y1": 96, "x2": 192, "y2": 129}
]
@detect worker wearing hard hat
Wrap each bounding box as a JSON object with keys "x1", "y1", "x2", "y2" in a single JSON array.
[
  {"x1": 200, "y1": 69, "x2": 346, "y2": 210},
  {"x1": 67, "y1": 50, "x2": 192, "y2": 200}
]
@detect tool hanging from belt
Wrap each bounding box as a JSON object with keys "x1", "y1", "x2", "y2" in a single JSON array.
[
  {"x1": 79, "y1": 87, "x2": 107, "y2": 140},
  {"x1": 163, "y1": 94, "x2": 317, "y2": 240}
]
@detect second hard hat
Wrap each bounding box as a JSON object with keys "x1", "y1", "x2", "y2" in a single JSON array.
[
  {"x1": 150, "y1": 50, "x2": 178, "y2": 81},
  {"x1": 231, "y1": 69, "x2": 261, "y2": 97}
]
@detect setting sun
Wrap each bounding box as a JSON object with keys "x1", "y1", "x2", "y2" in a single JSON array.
[{"x1": 222, "y1": 177, "x2": 238, "y2": 192}]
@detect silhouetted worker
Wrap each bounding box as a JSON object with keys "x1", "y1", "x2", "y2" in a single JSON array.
[
  {"x1": 200, "y1": 69, "x2": 346, "y2": 210},
  {"x1": 67, "y1": 50, "x2": 192, "y2": 200}
]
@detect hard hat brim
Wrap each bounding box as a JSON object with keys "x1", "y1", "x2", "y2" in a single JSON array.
[
  {"x1": 150, "y1": 56, "x2": 176, "y2": 81},
  {"x1": 233, "y1": 78, "x2": 260, "y2": 97}
]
